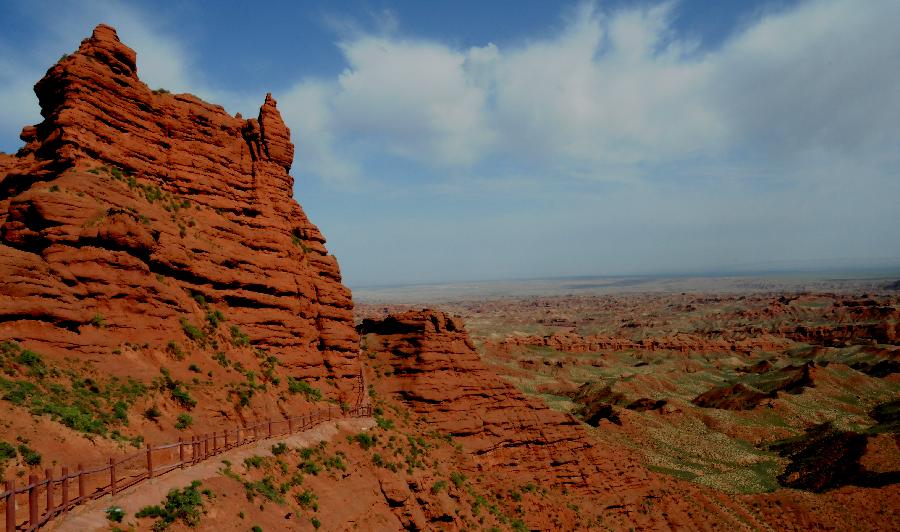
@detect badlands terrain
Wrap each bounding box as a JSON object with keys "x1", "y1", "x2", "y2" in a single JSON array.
[{"x1": 0, "y1": 24, "x2": 896, "y2": 531}]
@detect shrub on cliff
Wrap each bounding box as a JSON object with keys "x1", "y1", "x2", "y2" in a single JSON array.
[
  {"x1": 136, "y1": 480, "x2": 211, "y2": 529},
  {"x1": 287, "y1": 378, "x2": 322, "y2": 401},
  {"x1": 180, "y1": 318, "x2": 205, "y2": 343}
]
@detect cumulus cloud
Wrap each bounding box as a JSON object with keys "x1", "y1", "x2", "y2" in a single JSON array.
[
  {"x1": 277, "y1": 80, "x2": 361, "y2": 185},
  {"x1": 275, "y1": 0, "x2": 898, "y2": 185},
  {"x1": 331, "y1": 36, "x2": 496, "y2": 165},
  {"x1": 713, "y1": 0, "x2": 900, "y2": 163}
]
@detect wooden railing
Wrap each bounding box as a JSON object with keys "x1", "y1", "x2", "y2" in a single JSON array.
[{"x1": 2, "y1": 369, "x2": 370, "y2": 531}]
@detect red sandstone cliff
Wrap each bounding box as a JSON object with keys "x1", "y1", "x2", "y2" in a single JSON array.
[
  {"x1": 360, "y1": 309, "x2": 900, "y2": 530},
  {"x1": 0, "y1": 24, "x2": 357, "y2": 378},
  {"x1": 0, "y1": 25, "x2": 360, "y2": 464}
]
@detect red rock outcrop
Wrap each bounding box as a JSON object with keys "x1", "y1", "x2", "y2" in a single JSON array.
[
  {"x1": 361, "y1": 309, "x2": 900, "y2": 530},
  {"x1": 486, "y1": 330, "x2": 793, "y2": 357},
  {"x1": 360, "y1": 310, "x2": 649, "y2": 493},
  {"x1": 0, "y1": 25, "x2": 358, "y2": 382}
]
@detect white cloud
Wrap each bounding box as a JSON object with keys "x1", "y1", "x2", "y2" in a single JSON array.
[
  {"x1": 331, "y1": 36, "x2": 495, "y2": 165},
  {"x1": 277, "y1": 80, "x2": 361, "y2": 185},
  {"x1": 275, "y1": 0, "x2": 898, "y2": 184},
  {"x1": 712, "y1": 0, "x2": 900, "y2": 163}
]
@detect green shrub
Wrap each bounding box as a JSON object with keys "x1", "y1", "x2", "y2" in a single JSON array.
[
  {"x1": 243, "y1": 475, "x2": 282, "y2": 503},
  {"x1": 188, "y1": 364, "x2": 201, "y2": 373},
  {"x1": 375, "y1": 415, "x2": 394, "y2": 430},
  {"x1": 112, "y1": 401, "x2": 129, "y2": 422},
  {"x1": 206, "y1": 309, "x2": 226, "y2": 329},
  {"x1": 352, "y1": 433, "x2": 376, "y2": 450},
  {"x1": 145, "y1": 406, "x2": 161, "y2": 421},
  {"x1": 90, "y1": 313, "x2": 106, "y2": 328},
  {"x1": 212, "y1": 352, "x2": 230, "y2": 368},
  {"x1": 105, "y1": 506, "x2": 126, "y2": 522},
  {"x1": 175, "y1": 413, "x2": 192, "y2": 430},
  {"x1": 230, "y1": 325, "x2": 249, "y2": 347},
  {"x1": 170, "y1": 385, "x2": 196, "y2": 409},
  {"x1": 180, "y1": 318, "x2": 205, "y2": 343},
  {"x1": 431, "y1": 480, "x2": 447, "y2": 494},
  {"x1": 0, "y1": 441, "x2": 16, "y2": 462},
  {"x1": 323, "y1": 455, "x2": 345, "y2": 471},
  {"x1": 511, "y1": 519, "x2": 528, "y2": 531},
  {"x1": 295, "y1": 489, "x2": 318, "y2": 510},
  {"x1": 300, "y1": 460, "x2": 320, "y2": 476},
  {"x1": 136, "y1": 480, "x2": 209, "y2": 529},
  {"x1": 286, "y1": 378, "x2": 321, "y2": 401},
  {"x1": 17, "y1": 444, "x2": 41, "y2": 466},
  {"x1": 110, "y1": 167, "x2": 124, "y2": 180},
  {"x1": 244, "y1": 455, "x2": 264, "y2": 469},
  {"x1": 14, "y1": 349, "x2": 47, "y2": 379},
  {"x1": 144, "y1": 184, "x2": 163, "y2": 203},
  {"x1": 0, "y1": 347, "x2": 146, "y2": 438},
  {"x1": 450, "y1": 472, "x2": 466, "y2": 488},
  {"x1": 271, "y1": 442, "x2": 288, "y2": 456},
  {"x1": 166, "y1": 341, "x2": 185, "y2": 360}
]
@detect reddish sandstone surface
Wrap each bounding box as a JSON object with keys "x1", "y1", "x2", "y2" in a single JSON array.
[
  {"x1": 358, "y1": 308, "x2": 900, "y2": 530},
  {"x1": 485, "y1": 330, "x2": 793, "y2": 357},
  {"x1": 0, "y1": 25, "x2": 359, "y2": 468},
  {"x1": 360, "y1": 310, "x2": 627, "y2": 492}
]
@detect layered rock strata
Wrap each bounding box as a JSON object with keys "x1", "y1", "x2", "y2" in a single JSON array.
[
  {"x1": 359, "y1": 310, "x2": 655, "y2": 497},
  {"x1": 0, "y1": 25, "x2": 358, "y2": 382}
]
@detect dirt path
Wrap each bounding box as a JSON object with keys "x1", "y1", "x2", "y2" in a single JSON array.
[{"x1": 49, "y1": 417, "x2": 375, "y2": 531}]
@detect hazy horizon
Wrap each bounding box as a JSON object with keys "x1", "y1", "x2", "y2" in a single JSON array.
[{"x1": 2, "y1": 0, "x2": 899, "y2": 287}]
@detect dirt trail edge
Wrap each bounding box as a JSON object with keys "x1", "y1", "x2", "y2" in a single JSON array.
[{"x1": 49, "y1": 418, "x2": 375, "y2": 531}]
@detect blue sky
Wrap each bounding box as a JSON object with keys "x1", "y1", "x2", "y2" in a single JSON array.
[{"x1": 2, "y1": 1, "x2": 899, "y2": 287}]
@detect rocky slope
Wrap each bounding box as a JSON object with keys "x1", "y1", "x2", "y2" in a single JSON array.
[
  {"x1": 360, "y1": 310, "x2": 628, "y2": 493},
  {"x1": 0, "y1": 25, "x2": 359, "y2": 467},
  {"x1": 358, "y1": 308, "x2": 900, "y2": 530}
]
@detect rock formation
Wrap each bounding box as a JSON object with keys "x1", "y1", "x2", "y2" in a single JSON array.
[
  {"x1": 359, "y1": 310, "x2": 683, "y2": 507},
  {"x1": 0, "y1": 24, "x2": 358, "y2": 382}
]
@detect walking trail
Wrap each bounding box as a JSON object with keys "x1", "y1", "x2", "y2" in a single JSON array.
[{"x1": 48, "y1": 417, "x2": 375, "y2": 531}]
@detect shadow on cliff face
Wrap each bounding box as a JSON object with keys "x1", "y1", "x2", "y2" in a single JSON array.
[
  {"x1": 569, "y1": 382, "x2": 667, "y2": 426},
  {"x1": 766, "y1": 399, "x2": 900, "y2": 493},
  {"x1": 692, "y1": 362, "x2": 816, "y2": 410}
]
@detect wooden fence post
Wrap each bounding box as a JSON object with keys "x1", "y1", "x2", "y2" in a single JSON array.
[
  {"x1": 77, "y1": 464, "x2": 85, "y2": 501},
  {"x1": 109, "y1": 458, "x2": 117, "y2": 496},
  {"x1": 268, "y1": 419, "x2": 273, "y2": 438},
  {"x1": 147, "y1": 444, "x2": 154, "y2": 479},
  {"x1": 204, "y1": 434, "x2": 209, "y2": 459},
  {"x1": 45, "y1": 468, "x2": 54, "y2": 515},
  {"x1": 27, "y1": 475, "x2": 37, "y2": 527},
  {"x1": 178, "y1": 438, "x2": 185, "y2": 469},
  {"x1": 61, "y1": 466, "x2": 69, "y2": 509},
  {"x1": 224, "y1": 429, "x2": 229, "y2": 448},
  {"x1": 5, "y1": 479, "x2": 15, "y2": 532},
  {"x1": 212, "y1": 432, "x2": 217, "y2": 453}
]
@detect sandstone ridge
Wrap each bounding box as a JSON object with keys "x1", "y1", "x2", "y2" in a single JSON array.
[{"x1": 0, "y1": 24, "x2": 358, "y2": 381}]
